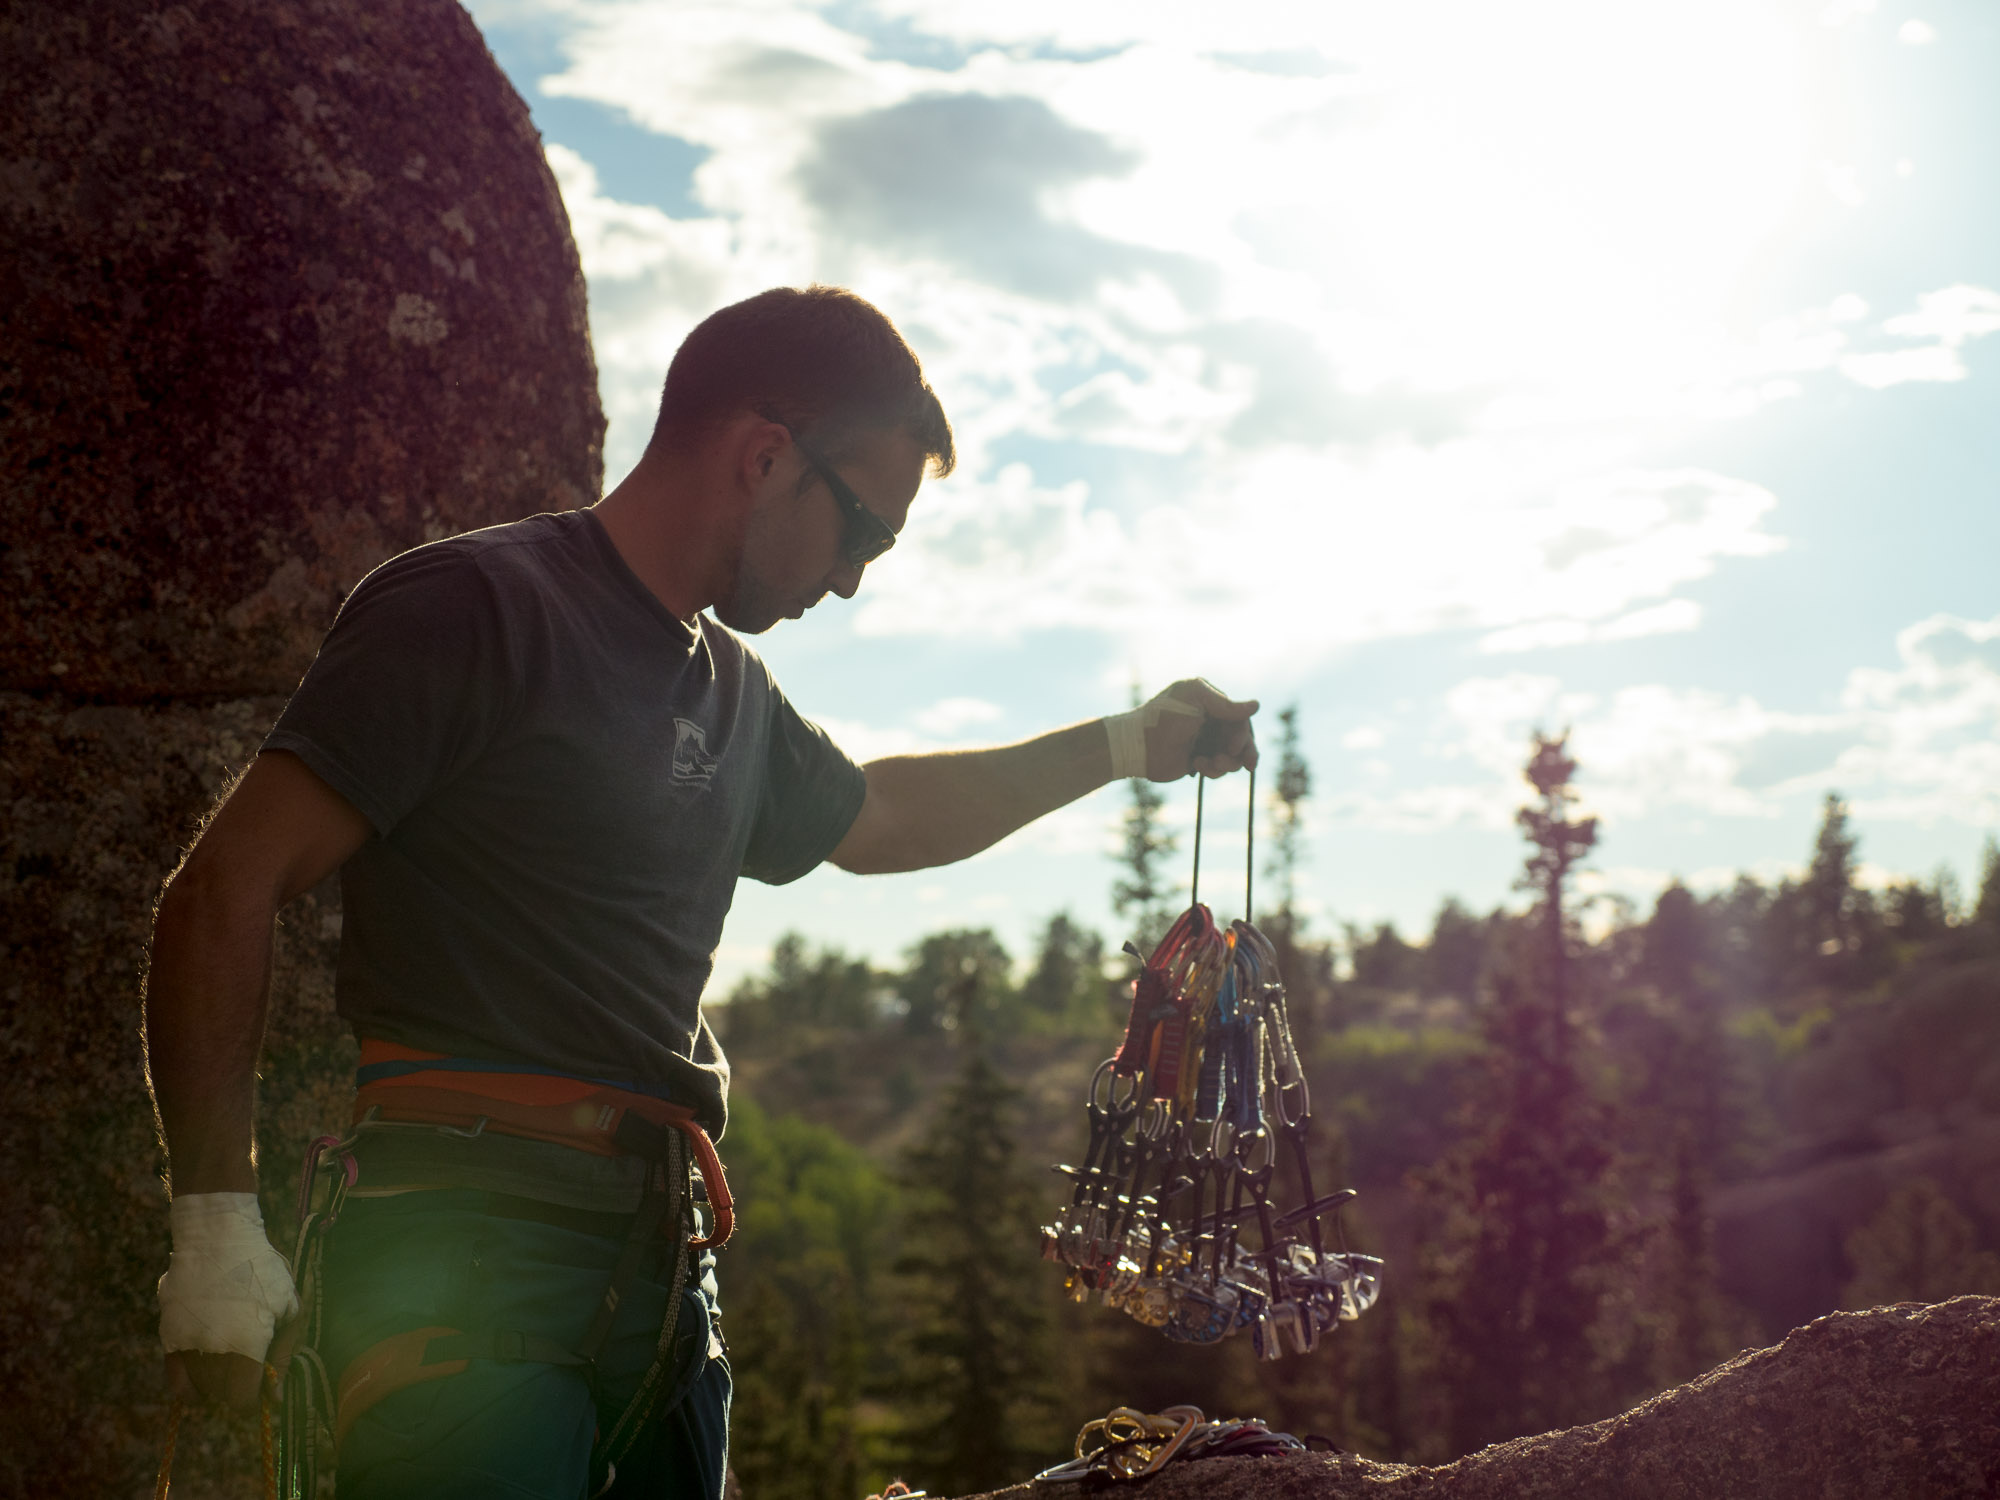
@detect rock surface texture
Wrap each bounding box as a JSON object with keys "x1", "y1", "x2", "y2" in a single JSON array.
[
  {"x1": 972, "y1": 1298, "x2": 2000, "y2": 1500},
  {"x1": 0, "y1": 2, "x2": 600, "y2": 1492},
  {"x1": 1, "y1": 0, "x2": 602, "y2": 698}
]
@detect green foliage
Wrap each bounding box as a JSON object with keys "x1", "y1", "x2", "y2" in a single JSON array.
[
  {"x1": 1348, "y1": 921, "x2": 1423, "y2": 992},
  {"x1": 707, "y1": 725, "x2": 1999, "y2": 1483},
  {"x1": 897, "y1": 928, "x2": 1016, "y2": 1035},
  {"x1": 724, "y1": 1095, "x2": 898, "y2": 1500},
  {"x1": 1424, "y1": 898, "x2": 1491, "y2": 1004},
  {"x1": 1841, "y1": 1180, "x2": 2000, "y2": 1309},
  {"x1": 1975, "y1": 836, "x2": 2000, "y2": 939},
  {"x1": 724, "y1": 932, "x2": 881, "y2": 1046},
  {"x1": 1729, "y1": 1003, "x2": 1833, "y2": 1062},
  {"x1": 888, "y1": 1035, "x2": 1057, "y2": 1494},
  {"x1": 1316, "y1": 1022, "x2": 1482, "y2": 1180},
  {"x1": 1019, "y1": 912, "x2": 1116, "y2": 1035},
  {"x1": 1412, "y1": 733, "x2": 1637, "y2": 1457}
]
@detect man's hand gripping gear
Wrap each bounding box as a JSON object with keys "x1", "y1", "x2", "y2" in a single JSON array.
[{"x1": 1104, "y1": 679, "x2": 1259, "y2": 783}]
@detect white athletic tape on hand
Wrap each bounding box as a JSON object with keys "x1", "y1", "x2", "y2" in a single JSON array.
[
  {"x1": 1104, "y1": 689, "x2": 1206, "y2": 780},
  {"x1": 158, "y1": 1192, "x2": 299, "y2": 1361}
]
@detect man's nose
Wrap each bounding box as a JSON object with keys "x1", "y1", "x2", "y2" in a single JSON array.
[{"x1": 826, "y1": 562, "x2": 863, "y2": 600}]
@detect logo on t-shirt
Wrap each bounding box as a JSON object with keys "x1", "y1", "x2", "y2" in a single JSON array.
[{"x1": 671, "y1": 717, "x2": 718, "y2": 786}]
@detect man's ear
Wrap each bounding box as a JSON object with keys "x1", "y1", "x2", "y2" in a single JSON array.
[{"x1": 737, "y1": 416, "x2": 790, "y2": 494}]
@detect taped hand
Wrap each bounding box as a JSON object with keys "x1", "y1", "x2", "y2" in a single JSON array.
[
  {"x1": 1105, "y1": 679, "x2": 1259, "y2": 783},
  {"x1": 158, "y1": 1192, "x2": 298, "y2": 1409}
]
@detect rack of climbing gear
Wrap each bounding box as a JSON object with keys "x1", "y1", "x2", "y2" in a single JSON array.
[
  {"x1": 1032, "y1": 1404, "x2": 1333, "y2": 1483},
  {"x1": 1040, "y1": 754, "x2": 1383, "y2": 1358}
]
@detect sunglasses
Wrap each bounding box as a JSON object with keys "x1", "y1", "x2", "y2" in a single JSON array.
[{"x1": 786, "y1": 426, "x2": 897, "y2": 569}]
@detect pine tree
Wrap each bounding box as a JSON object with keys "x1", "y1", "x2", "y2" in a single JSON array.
[
  {"x1": 889, "y1": 1024, "x2": 1055, "y2": 1493},
  {"x1": 1781, "y1": 792, "x2": 1891, "y2": 987},
  {"x1": 1424, "y1": 898, "x2": 1490, "y2": 1005},
  {"x1": 1412, "y1": 731, "x2": 1636, "y2": 1457},
  {"x1": 1348, "y1": 921, "x2": 1422, "y2": 991},
  {"x1": 1020, "y1": 912, "x2": 1109, "y2": 1031},
  {"x1": 1267, "y1": 704, "x2": 1312, "y2": 932},
  {"x1": 896, "y1": 928, "x2": 1015, "y2": 1034},
  {"x1": 1973, "y1": 837, "x2": 2000, "y2": 947}
]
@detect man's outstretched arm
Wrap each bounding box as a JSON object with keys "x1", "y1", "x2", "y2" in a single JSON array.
[
  {"x1": 145, "y1": 749, "x2": 371, "y2": 1405},
  {"x1": 829, "y1": 679, "x2": 1258, "y2": 876}
]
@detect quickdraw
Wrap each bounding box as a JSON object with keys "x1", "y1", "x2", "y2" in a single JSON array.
[
  {"x1": 1041, "y1": 762, "x2": 1383, "y2": 1358},
  {"x1": 1031, "y1": 1403, "x2": 1334, "y2": 1483}
]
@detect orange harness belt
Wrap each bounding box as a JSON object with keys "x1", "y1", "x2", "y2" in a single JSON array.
[{"x1": 352, "y1": 1038, "x2": 734, "y2": 1250}]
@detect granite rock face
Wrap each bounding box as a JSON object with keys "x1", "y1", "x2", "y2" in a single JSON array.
[
  {"x1": 0, "y1": 2, "x2": 601, "y2": 1491},
  {"x1": 0, "y1": 692, "x2": 354, "y2": 1492},
  {"x1": 0, "y1": 0, "x2": 603, "y2": 699},
  {"x1": 968, "y1": 1298, "x2": 2000, "y2": 1500}
]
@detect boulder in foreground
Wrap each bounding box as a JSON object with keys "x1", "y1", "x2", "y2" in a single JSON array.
[{"x1": 968, "y1": 1297, "x2": 2000, "y2": 1500}]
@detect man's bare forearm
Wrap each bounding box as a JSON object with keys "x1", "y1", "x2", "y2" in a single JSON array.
[
  {"x1": 836, "y1": 718, "x2": 1113, "y2": 873},
  {"x1": 143, "y1": 752, "x2": 374, "y2": 1197},
  {"x1": 144, "y1": 865, "x2": 277, "y2": 1197}
]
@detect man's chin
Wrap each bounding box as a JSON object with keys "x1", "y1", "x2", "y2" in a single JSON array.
[{"x1": 712, "y1": 595, "x2": 783, "y2": 635}]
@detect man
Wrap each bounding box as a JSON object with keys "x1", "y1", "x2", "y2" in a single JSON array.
[{"x1": 146, "y1": 285, "x2": 1256, "y2": 1498}]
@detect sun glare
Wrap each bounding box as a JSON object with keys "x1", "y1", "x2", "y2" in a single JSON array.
[{"x1": 1275, "y1": 2, "x2": 1806, "y2": 403}]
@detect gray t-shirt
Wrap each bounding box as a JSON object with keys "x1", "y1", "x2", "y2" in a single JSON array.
[{"x1": 266, "y1": 509, "x2": 866, "y2": 1133}]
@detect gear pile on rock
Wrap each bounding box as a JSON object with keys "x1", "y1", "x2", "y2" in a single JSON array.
[{"x1": 1033, "y1": 1404, "x2": 1332, "y2": 1484}]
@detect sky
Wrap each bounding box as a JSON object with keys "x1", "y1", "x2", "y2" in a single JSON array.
[{"x1": 464, "y1": 0, "x2": 2000, "y2": 990}]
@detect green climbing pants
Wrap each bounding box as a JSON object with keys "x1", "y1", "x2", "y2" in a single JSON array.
[{"x1": 320, "y1": 1186, "x2": 729, "y2": 1499}]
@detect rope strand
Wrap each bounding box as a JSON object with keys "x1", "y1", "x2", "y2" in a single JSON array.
[
  {"x1": 154, "y1": 1397, "x2": 183, "y2": 1500},
  {"x1": 1191, "y1": 775, "x2": 1205, "y2": 908},
  {"x1": 1245, "y1": 762, "x2": 1256, "y2": 928}
]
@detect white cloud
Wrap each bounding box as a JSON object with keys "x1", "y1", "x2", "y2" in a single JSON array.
[
  {"x1": 1897, "y1": 18, "x2": 1937, "y2": 43},
  {"x1": 1880, "y1": 284, "x2": 2000, "y2": 347},
  {"x1": 493, "y1": 3, "x2": 1977, "y2": 709},
  {"x1": 1820, "y1": 160, "x2": 1866, "y2": 207},
  {"x1": 1331, "y1": 612, "x2": 2000, "y2": 834},
  {"x1": 1839, "y1": 345, "x2": 1966, "y2": 388},
  {"x1": 1480, "y1": 598, "x2": 1702, "y2": 654},
  {"x1": 913, "y1": 696, "x2": 1004, "y2": 736},
  {"x1": 811, "y1": 715, "x2": 933, "y2": 763},
  {"x1": 1835, "y1": 284, "x2": 2000, "y2": 389},
  {"x1": 857, "y1": 458, "x2": 1781, "y2": 684},
  {"x1": 1832, "y1": 614, "x2": 2000, "y2": 826}
]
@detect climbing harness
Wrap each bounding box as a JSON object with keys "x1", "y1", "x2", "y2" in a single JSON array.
[
  {"x1": 157, "y1": 1045, "x2": 731, "y2": 1498},
  {"x1": 1031, "y1": 1404, "x2": 1334, "y2": 1483},
  {"x1": 1041, "y1": 762, "x2": 1383, "y2": 1358}
]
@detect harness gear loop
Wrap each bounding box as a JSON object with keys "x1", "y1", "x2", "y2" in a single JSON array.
[{"x1": 350, "y1": 1039, "x2": 733, "y2": 1248}]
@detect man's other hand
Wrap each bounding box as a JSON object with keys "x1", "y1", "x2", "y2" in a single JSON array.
[
  {"x1": 1134, "y1": 678, "x2": 1259, "y2": 782},
  {"x1": 167, "y1": 1349, "x2": 266, "y2": 1410}
]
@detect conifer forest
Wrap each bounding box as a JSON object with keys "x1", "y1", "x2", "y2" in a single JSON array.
[{"x1": 717, "y1": 719, "x2": 2000, "y2": 1499}]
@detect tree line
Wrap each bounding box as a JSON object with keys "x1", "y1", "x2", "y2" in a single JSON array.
[{"x1": 715, "y1": 715, "x2": 2000, "y2": 1496}]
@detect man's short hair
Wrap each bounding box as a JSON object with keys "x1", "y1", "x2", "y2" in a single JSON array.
[{"x1": 648, "y1": 285, "x2": 955, "y2": 477}]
